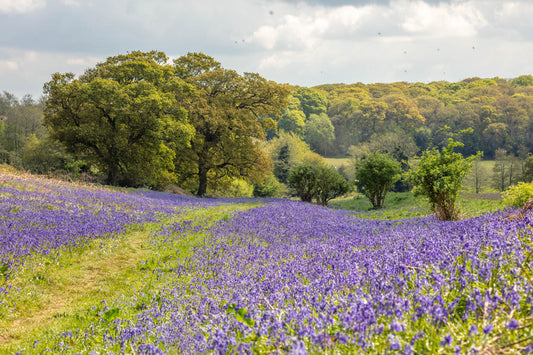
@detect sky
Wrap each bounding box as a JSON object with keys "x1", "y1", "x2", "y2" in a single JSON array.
[{"x1": 1, "y1": 0, "x2": 533, "y2": 99}]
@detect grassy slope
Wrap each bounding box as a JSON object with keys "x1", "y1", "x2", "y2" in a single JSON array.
[
  {"x1": 0, "y1": 203, "x2": 252, "y2": 352},
  {"x1": 0, "y1": 167, "x2": 511, "y2": 352},
  {"x1": 330, "y1": 191, "x2": 506, "y2": 220}
]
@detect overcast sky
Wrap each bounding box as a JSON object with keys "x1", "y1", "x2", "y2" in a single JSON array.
[{"x1": 1, "y1": 0, "x2": 532, "y2": 98}]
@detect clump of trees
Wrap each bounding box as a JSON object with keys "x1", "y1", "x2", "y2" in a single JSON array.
[
  {"x1": 288, "y1": 162, "x2": 349, "y2": 206},
  {"x1": 43, "y1": 51, "x2": 289, "y2": 195},
  {"x1": 272, "y1": 76, "x2": 533, "y2": 165},
  {"x1": 408, "y1": 139, "x2": 480, "y2": 220},
  {"x1": 4, "y1": 58, "x2": 533, "y2": 200},
  {"x1": 355, "y1": 153, "x2": 401, "y2": 209}
]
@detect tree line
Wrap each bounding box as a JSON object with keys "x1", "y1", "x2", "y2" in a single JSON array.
[
  {"x1": 275, "y1": 76, "x2": 533, "y2": 161},
  {"x1": 1, "y1": 50, "x2": 533, "y2": 198}
]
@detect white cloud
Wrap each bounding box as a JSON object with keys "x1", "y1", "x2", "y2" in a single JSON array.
[
  {"x1": 0, "y1": 47, "x2": 102, "y2": 98},
  {"x1": 0, "y1": 60, "x2": 18, "y2": 70},
  {"x1": 0, "y1": 0, "x2": 45, "y2": 14},
  {"x1": 250, "y1": 1, "x2": 487, "y2": 52},
  {"x1": 398, "y1": 0, "x2": 487, "y2": 37},
  {"x1": 251, "y1": 5, "x2": 373, "y2": 50}
]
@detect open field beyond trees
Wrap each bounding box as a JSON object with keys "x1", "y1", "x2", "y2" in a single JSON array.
[{"x1": 1, "y1": 168, "x2": 533, "y2": 354}]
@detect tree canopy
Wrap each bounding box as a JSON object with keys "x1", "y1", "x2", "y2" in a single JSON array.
[
  {"x1": 173, "y1": 53, "x2": 290, "y2": 196},
  {"x1": 356, "y1": 153, "x2": 401, "y2": 208},
  {"x1": 43, "y1": 51, "x2": 194, "y2": 187}
]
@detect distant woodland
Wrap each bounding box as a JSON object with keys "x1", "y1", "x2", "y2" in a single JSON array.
[
  {"x1": 1, "y1": 51, "x2": 533, "y2": 195},
  {"x1": 277, "y1": 75, "x2": 533, "y2": 160}
]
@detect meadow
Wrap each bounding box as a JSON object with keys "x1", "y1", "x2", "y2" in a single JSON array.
[{"x1": 1, "y1": 168, "x2": 533, "y2": 354}]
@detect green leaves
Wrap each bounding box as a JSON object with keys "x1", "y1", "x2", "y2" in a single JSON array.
[
  {"x1": 43, "y1": 51, "x2": 195, "y2": 188},
  {"x1": 226, "y1": 303, "x2": 255, "y2": 328},
  {"x1": 172, "y1": 53, "x2": 289, "y2": 196},
  {"x1": 408, "y1": 139, "x2": 481, "y2": 220},
  {"x1": 288, "y1": 162, "x2": 349, "y2": 206},
  {"x1": 356, "y1": 153, "x2": 401, "y2": 209}
]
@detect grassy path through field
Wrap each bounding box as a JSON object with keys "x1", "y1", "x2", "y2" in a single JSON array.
[{"x1": 0, "y1": 203, "x2": 250, "y2": 352}]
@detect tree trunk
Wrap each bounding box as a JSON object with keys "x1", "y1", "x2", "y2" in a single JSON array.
[
  {"x1": 106, "y1": 164, "x2": 119, "y2": 186},
  {"x1": 197, "y1": 161, "x2": 208, "y2": 197}
]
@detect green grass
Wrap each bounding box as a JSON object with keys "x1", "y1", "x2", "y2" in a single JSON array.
[
  {"x1": 0, "y1": 203, "x2": 256, "y2": 353},
  {"x1": 462, "y1": 160, "x2": 499, "y2": 193},
  {"x1": 324, "y1": 157, "x2": 351, "y2": 168},
  {"x1": 330, "y1": 191, "x2": 506, "y2": 220}
]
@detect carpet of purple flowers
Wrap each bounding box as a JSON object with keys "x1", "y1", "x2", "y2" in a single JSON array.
[
  {"x1": 98, "y1": 202, "x2": 532, "y2": 354},
  {"x1": 0, "y1": 173, "x2": 200, "y2": 275},
  {"x1": 2, "y1": 171, "x2": 533, "y2": 353}
]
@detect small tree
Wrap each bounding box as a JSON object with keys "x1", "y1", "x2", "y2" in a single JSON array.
[
  {"x1": 356, "y1": 153, "x2": 401, "y2": 209},
  {"x1": 288, "y1": 163, "x2": 317, "y2": 202},
  {"x1": 408, "y1": 139, "x2": 480, "y2": 220},
  {"x1": 314, "y1": 165, "x2": 350, "y2": 206},
  {"x1": 288, "y1": 163, "x2": 349, "y2": 205}
]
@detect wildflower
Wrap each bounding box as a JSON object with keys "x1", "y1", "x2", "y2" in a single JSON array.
[{"x1": 506, "y1": 319, "x2": 519, "y2": 330}]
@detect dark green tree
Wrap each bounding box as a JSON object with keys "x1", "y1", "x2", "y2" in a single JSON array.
[
  {"x1": 43, "y1": 51, "x2": 194, "y2": 187},
  {"x1": 314, "y1": 165, "x2": 349, "y2": 206},
  {"x1": 288, "y1": 162, "x2": 349, "y2": 205},
  {"x1": 356, "y1": 153, "x2": 401, "y2": 208},
  {"x1": 288, "y1": 163, "x2": 317, "y2": 203},
  {"x1": 273, "y1": 144, "x2": 291, "y2": 184}
]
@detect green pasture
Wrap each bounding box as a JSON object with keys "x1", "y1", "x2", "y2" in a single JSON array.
[{"x1": 330, "y1": 191, "x2": 505, "y2": 220}]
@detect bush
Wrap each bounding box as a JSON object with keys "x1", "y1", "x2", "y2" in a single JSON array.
[
  {"x1": 253, "y1": 174, "x2": 282, "y2": 197},
  {"x1": 408, "y1": 139, "x2": 480, "y2": 220},
  {"x1": 288, "y1": 163, "x2": 349, "y2": 206},
  {"x1": 288, "y1": 163, "x2": 317, "y2": 202},
  {"x1": 503, "y1": 182, "x2": 533, "y2": 207},
  {"x1": 356, "y1": 153, "x2": 401, "y2": 209},
  {"x1": 314, "y1": 165, "x2": 350, "y2": 206}
]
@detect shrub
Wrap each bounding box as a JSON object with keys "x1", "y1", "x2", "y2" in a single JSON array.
[
  {"x1": 356, "y1": 153, "x2": 401, "y2": 209},
  {"x1": 503, "y1": 182, "x2": 533, "y2": 207},
  {"x1": 288, "y1": 163, "x2": 349, "y2": 205},
  {"x1": 253, "y1": 174, "x2": 282, "y2": 197},
  {"x1": 408, "y1": 139, "x2": 480, "y2": 220},
  {"x1": 288, "y1": 163, "x2": 317, "y2": 202},
  {"x1": 314, "y1": 165, "x2": 350, "y2": 206}
]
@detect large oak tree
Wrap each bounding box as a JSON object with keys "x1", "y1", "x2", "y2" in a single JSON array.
[
  {"x1": 173, "y1": 53, "x2": 289, "y2": 196},
  {"x1": 43, "y1": 51, "x2": 194, "y2": 187}
]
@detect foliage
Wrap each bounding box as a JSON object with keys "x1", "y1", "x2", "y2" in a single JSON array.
[
  {"x1": 288, "y1": 162, "x2": 348, "y2": 205},
  {"x1": 0, "y1": 92, "x2": 46, "y2": 166},
  {"x1": 253, "y1": 174, "x2": 283, "y2": 197},
  {"x1": 276, "y1": 95, "x2": 306, "y2": 136},
  {"x1": 356, "y1": 153, "x2": 401, "y2": 208},
  {"x1": 288, "y1": 162, "x2": 317, "y2": 202},
  {"x1": 304, "y1": 113, "x2": 335, "y2": 156},
  {"x1": 314, "y1": 165, "x2": 350, "y2": 206},
  {"x1": 408, "y1": 139, "x2": 480, "y2": 220},
  {"x1": 265, "y1": 131, "x2": 321, "y2": 184},
  {"x1": 503, "y1": 181, "x2": 533, "y2": 207},
  {"x1": 43, "y1": 51, "x2": 195, "y2": 188},
  {"x1": 173, "y1": 52, "x2": 290, "y2": 196},
  {"x1": 210, "y1": 178, "x2": 254, "y2": 198},
  {"x1": 292, "y1": 87, "x2": 327, "y2": 118}
]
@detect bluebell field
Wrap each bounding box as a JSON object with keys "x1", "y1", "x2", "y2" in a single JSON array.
[{"x1": 1, "y1": 172, "x2": 533, "y2": 354}]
